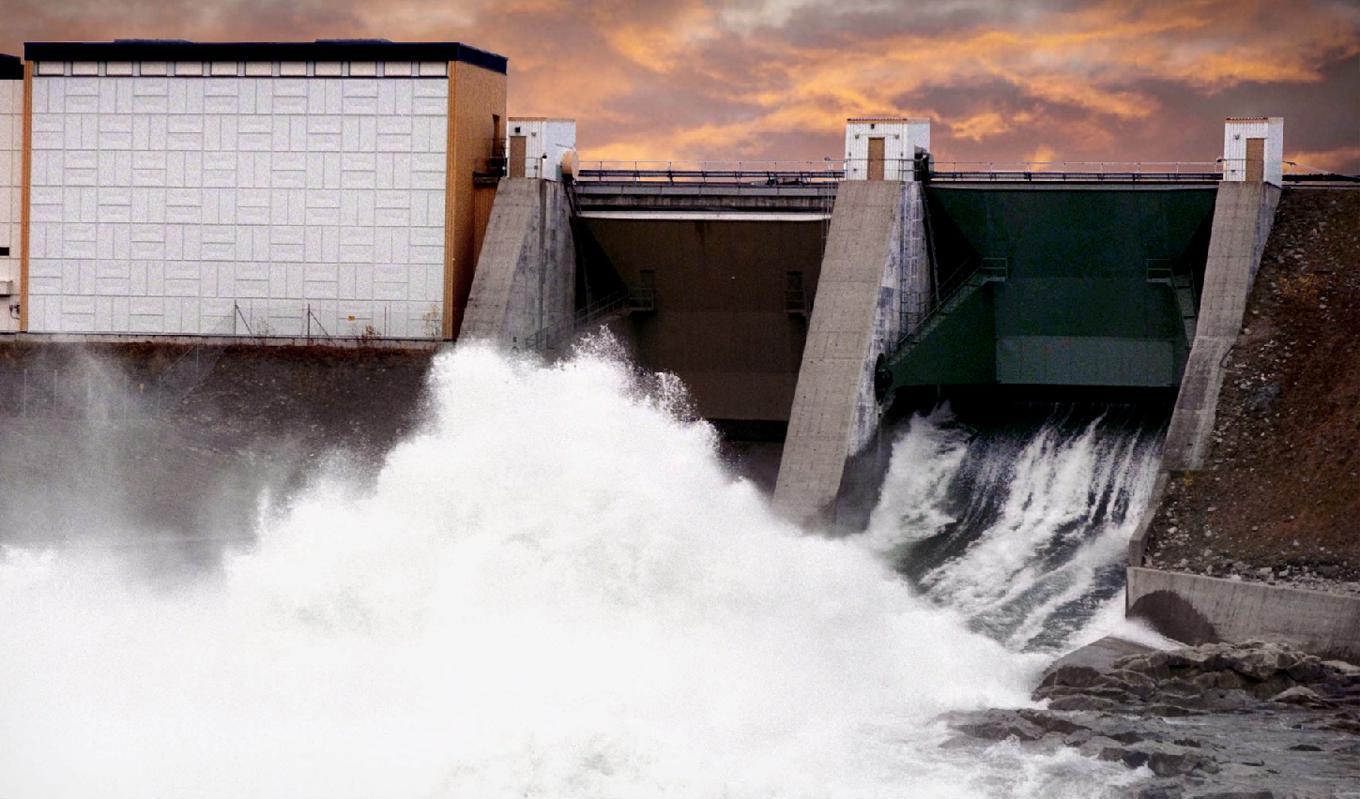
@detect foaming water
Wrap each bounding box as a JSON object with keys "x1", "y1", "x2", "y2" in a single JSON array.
[
  {"x1": 866, "y1": 405, "x2": 1164, "y2": 652},
  {"x1": 0, "y1": 344, "x2": 1144, "y2": 798}
]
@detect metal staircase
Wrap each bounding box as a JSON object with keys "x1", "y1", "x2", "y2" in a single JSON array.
[{"x1": 892, "y1": 258, "x2": 1007, "y2": 356}]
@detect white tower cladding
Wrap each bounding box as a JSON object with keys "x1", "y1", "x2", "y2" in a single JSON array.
[
  {"x1": 843, "y1": 118, "x2": 930, "y2": 181},
  {"x1": 0, "y1": 55, "x2": 22, "y2": 332},
  {"x1": 1222, "y1": 117, "x2": 1284, "y2": 185},
  {"x1": 506, "y1": 118, "x2": 576, "y2": 181},
  {"x1": 19, "y1": 39, "x2": 509, "y2": 339}
]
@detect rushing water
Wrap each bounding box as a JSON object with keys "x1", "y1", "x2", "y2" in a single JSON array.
[
  {"x1": 0, "y1": 343, "x2": 1158, "y2": 798},
  {"x1": 866, "y1": 405, "x2": 1166, "y2": 653}
]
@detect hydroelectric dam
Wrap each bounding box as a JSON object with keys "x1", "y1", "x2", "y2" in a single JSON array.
[
  {"x1": 1, "y1": 39, "x2": 1359, "y2": 797},
  {"x1": 0, "y1": 42, "x2": 1350, "y2": 657}
]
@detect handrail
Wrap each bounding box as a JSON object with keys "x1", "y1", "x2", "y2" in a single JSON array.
[
  {"x1": 520, "y1": 289, "x2": 632, "y2": 353},
  {"x1": 576, "y1": 158, "x2": 1233, "y2": 186},
  {"x1": 892, "y1": 257, "x2": 1008, "y2": 354}
]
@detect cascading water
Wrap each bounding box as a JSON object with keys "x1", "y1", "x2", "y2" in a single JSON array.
[
  {"x1": 0, "y1": 343, "x2": 1154, "y2": 798},
  {"x1": 865, "y1": 405, "x2": 1166, "y2": 652}
]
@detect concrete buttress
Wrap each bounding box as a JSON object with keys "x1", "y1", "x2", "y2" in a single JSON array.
[
  {"x1": 1160, "y1": 181, "x2": 1280, "y2": 471},
  {"x1": 461, "y1": 178, "x2": 576, "y2": 346},
  {"x1": 773, "y1": 180, "x2": 910, "y2": 526}
]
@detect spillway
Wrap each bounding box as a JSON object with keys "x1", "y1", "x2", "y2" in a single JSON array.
[{"x1": 866, "y1": 404, "x2": 1166, "y2": 652}]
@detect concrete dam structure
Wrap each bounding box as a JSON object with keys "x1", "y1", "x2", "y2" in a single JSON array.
[
  {"x1": 463, "y1": 111, "x2": 1360, "y2": 660},
  {"x1": 412, "y1": 115, "x2": 1302, "y2": 536}
]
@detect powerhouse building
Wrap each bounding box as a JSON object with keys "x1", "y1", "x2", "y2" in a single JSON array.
[{"x1": 0, "y1": 40, "x2": 509, "y2": 339}]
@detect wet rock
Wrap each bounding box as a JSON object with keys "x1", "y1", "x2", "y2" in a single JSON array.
[
  {"x1": 1270, "y1": 686, "x2": 1330, "y2": 707},
  {"x1": 946, "y1": 637, "x2": 1360, "y2": 798},
  {"x1": 1092, "y1": 740, "x2": 1216, "y2": 777},
  {"x1": 1230, "y1": 645, "x2": 1301, "y2": 680},
  {"x1": 1046, "y1": 694, "x2": 1119, "y2": 712},
  {"x1": 939, "y1": 709, "x2": 1045, "y2": 743}
]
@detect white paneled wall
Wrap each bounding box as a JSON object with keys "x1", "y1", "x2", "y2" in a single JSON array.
[
  {"x1": 844, "y1": 119, "x2": 930, "y2": 181},
  {"x1": 0, "y1": 80, "x2": 21, "y2": 332},
  {"x1": 1223, "y1": 117, "x2": 1284, "y2": 185},
  {"x1": 27, "y1": 72, "x2": 449, "y2": 338}
]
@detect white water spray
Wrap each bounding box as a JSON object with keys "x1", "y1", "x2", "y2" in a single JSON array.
[{"x1": 0, "y1": 344, "x2": 1146, "y2": 798}]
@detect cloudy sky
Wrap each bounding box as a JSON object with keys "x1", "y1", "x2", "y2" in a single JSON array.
[{"x1": 3, "y1": 0, "x2": 1357, "y2": 172}]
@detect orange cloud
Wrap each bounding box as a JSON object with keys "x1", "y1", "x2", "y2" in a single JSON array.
[
  {"x1": 0, "y1": 0, "x2": 1355, "y2": 170},
  {"x1": 1286, "y1": 146, "x2": 1360, "y2": 174},
  {"x1": 950, "y1": 112, "x2": 1010, "y2": 142}
]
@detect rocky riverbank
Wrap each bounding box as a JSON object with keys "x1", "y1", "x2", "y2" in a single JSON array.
[
  {"x1": 1144, "y1": 189, "x2": 1360, "y2": 596},
  {"x1": 942, "y1": 638, "x2": 1360, "y2": 798}
]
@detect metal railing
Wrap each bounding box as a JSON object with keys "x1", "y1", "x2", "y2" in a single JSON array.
[
  {"x1": 0, "y1": 313, "x2": 236, "y2": 421},
  {"x1": 927, "y1": 160, "x2": 1223, "y2": 182},
  {"x1": 576, "y1": 159, "x2": 850, "y2": 187},
  {"x1": 575, "y1": 158, "x2": 1244, "y2": 185},
  {"x1": 519, "y1": 289, "x2": 632, "y2": 353},
  {"x1": 893, "y1": 257, "x2": 1008, "y2": 355},
  {"x1": 574, "y1": 156, "x2": 1358, "y2": 192}
]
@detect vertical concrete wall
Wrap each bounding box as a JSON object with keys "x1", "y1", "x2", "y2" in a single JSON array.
[
  {"x1": 900, "y1": 182, "x2": 929, "y2": 336},
  {"x1": 461, "y1": 177, "x2": 574, "y2": 346},
  {"x1": 0, "y1": 76, "x2": 21, "y2": 332},
  {"x1": 773, "y1": 180, "x2": 915, "y2": 526},
  {"x1": 25, "y1": 66, "x2": 452, "y2": 337},
  {"x1": 1161, "y1": 181, "x2": 1280, "y2": 471}
]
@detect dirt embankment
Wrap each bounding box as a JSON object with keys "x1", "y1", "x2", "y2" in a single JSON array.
[
  {"x1": 0, "y1": 342, "x2": 437, "y2": 544},
  {"x1": 1145, "y1": 189, "x2": 1360, "y2": 592}
]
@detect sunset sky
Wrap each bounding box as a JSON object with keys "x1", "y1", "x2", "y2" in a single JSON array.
[{"x1": 2, "y1": 0, "x2": 1357, "y2": 172}]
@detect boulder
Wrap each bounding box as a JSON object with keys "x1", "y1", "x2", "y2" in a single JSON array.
[{"x1": 1270, "y1": 686, "x2": 1331, "y2": 707}]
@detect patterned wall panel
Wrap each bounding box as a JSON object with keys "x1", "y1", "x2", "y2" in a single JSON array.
[
  {"x1": 0, "y1": 79, "x2": 21, "y2": 332},
  {"x1": 27, "y1": 70, "x2": 448, "y2": 338}
]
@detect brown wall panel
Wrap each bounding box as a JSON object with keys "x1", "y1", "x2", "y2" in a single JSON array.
[
  {"x1": 581, "y1": 218, "x2": 827, "y2": 422},
  {"x1": 444, "y1": 61, "x2": 507, "y2": 339}
]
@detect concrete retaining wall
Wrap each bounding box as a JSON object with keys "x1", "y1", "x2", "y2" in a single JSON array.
[
  {"x1": 773, "y1": 180, "x2": 916, "y2": 526},
  {"x1": 461, "y1": 177, "x2": 574, "y2": 347},
  {"x1": 1127, "y1": 567, "x2": 1360, "y2": 662}
]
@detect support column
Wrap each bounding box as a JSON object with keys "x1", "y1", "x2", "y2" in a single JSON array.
[
  {"x1": 773, "y1": 180, "x2": 910, "y2": 526},
  {"x1": 1160, "y1": 180, "x2": 1280, "y2": 471}
]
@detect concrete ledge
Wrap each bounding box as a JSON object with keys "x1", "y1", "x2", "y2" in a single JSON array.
[
  {"x1": 2, "y1": 332, "x2": 441, "y2": 351},
  {"x1": 1127, "y1": 566, "x2": 1360, "y2": 662}
]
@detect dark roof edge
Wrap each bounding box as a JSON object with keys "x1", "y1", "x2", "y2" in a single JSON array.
[
  {"x1": 22, "y1": 41, "x2": 507, "y2": 75},
  {"x1": 0, "y1": 54, "x2": 22, "y2": 80}
]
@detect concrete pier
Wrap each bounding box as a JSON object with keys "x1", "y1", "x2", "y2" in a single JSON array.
[
  {"x1": 1160, "y1": 181, "x2": 1281, "y2": 470},
  {"x1": 461, "y1": 178, "x2": 576, "y2": 347},
  {"x1": 773, "y1": 181, "x2": 918, "y2": 526}
]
